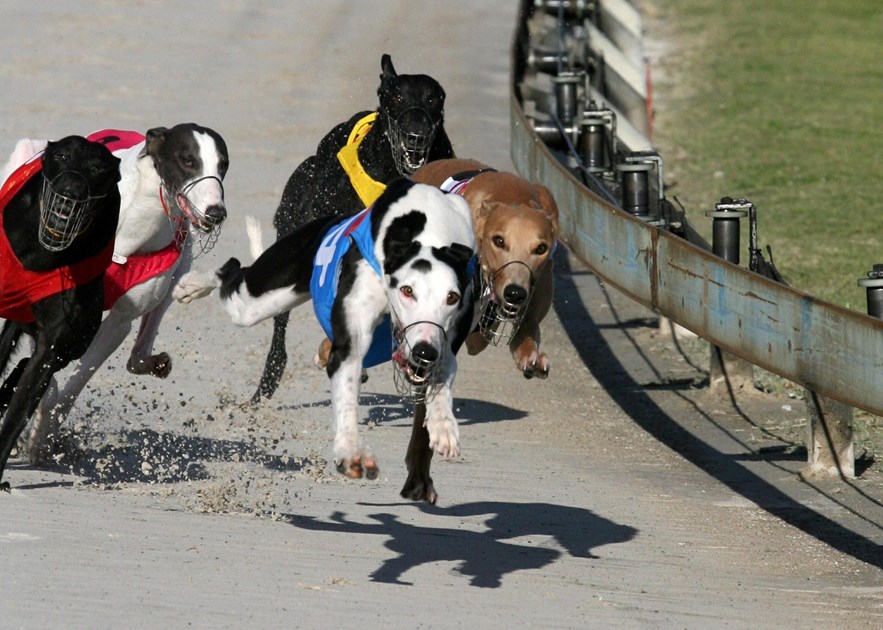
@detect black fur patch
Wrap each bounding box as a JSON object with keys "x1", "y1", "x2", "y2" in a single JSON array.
[
  {"x1": 450, "y1": 290, "x2": 475, "y2": 355},
  {"x1": 382, "y1": 209, "x2": 428, "y2": 273},
  {"x1": 326, "y1": 246, "x2": 365, "y2": 378},
  {"x1": 243, "y1": 214, "x2": 341, "y2": 298},
  {"x1": 410, "y1": 259, "x2": 432, "y2": 273},
  {"x1": 218, "y1": 258, "x2": 244, "y2": 300},
  {"x1": 369, "y1": 177, "x2": 415, "y2": 242}
]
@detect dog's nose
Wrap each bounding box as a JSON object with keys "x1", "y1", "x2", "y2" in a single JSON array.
[
  {"x1": 503, "y1": 284, "x2": 529, "y2": 305},
  {"x1": 203, "y1": 204, "x2": 227, "y2": 226},
  {"x1": 54, "y1": 173, "x2": 90, "y2": 200},
  {"x1": 411, "y1": 342, "x2": 439, "y2": 364}
]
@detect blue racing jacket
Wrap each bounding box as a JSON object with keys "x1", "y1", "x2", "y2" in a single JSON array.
[{"x1": 310, "y1": 208, "x2": 392, "y2": 367}]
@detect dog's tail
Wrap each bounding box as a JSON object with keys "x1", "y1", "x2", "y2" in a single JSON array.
[{"x1": 246, "y1": 215, "x2": 264, "y2": 261}]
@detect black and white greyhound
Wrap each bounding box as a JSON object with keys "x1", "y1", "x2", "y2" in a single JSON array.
[
  {"x1": 174, "y1": 178, "x2": 475, "y2": 501},
  {"x1": 254, "y1": 54, "x2": 455, "y2": 403},
  {"x1": 0, "y1": 136, "x2": 121, "y2": 490},
  {"x1": 2, "y1": 125, "x2": 229, "y2": 462}
]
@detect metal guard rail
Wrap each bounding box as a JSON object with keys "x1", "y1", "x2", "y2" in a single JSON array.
[{"x1": 509, "y1": 70, "x2": 883, "y2": 419}]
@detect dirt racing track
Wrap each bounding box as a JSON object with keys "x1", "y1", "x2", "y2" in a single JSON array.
[{"x1": 1, "y1": 2, "x2": 881, "y2": 628}]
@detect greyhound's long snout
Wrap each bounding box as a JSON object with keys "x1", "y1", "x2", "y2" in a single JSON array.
[
  {"x1": 410, "y1": 342, "x2": 439, "y2": 374},
  {"x1": 203, "y1": 204, "x2": 227, "y2": 226},
  {"x1": 503, "y1": 284, "x2": 529, "y2": 306},
  {"x1": 53, "y1": 171, "x2": 91, "y2": 201}
]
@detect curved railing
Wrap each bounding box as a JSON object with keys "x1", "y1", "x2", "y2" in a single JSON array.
[{"x1": 509, "y1": 2, "x2": 883, "y2": 417}]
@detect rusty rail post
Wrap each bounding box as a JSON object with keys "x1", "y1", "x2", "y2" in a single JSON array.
[{"x1": 704, "y1": 199, "x2": 755, "y2": 395}]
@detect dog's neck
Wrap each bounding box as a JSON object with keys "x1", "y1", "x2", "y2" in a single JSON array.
[
  {"x1": 356, "y1": 115, "x2": 403, "y2": 182},
  {"x1": 112, "y1": 152, "x2": 182, "y2": 259}
]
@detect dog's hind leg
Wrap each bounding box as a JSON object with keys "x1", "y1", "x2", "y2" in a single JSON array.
[{"x1": 252, "y1": 312, "x2": 289, "y2": 403}]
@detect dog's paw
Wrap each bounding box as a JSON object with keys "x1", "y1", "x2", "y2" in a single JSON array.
[
  {"x1": 400, "y1": 472, "x2": 438, "y2": 504},
  {"x1": 173, "y1": 271, "x2": 220, "y2": 303},
  {"x1": 334, "y1": 451, "x2": 379, "y2": 480},
  {"x1": 127, "y1": 352, "x2": 172, "y2": 378},
  {"x1": 514, "y1": 341, "x2": 550, "y2": 380},
  {"x1": 313, "y1": 337, "x2": 331, "y2": 370},
  {"x1": 426, "y1": 416, "x2": 460, "y2": 458},
  {"x1": 521, "y1": 352, "x2": 550, "y2": 379}
]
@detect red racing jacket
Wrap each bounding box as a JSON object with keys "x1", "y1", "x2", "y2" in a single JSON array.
[{"x1": 0, "y1": 129, "x2": 185, "y2": 322}]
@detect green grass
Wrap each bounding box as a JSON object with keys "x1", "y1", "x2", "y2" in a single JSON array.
[{"x1": 651, "y1": 0, "x2": 883, "y2": 310}]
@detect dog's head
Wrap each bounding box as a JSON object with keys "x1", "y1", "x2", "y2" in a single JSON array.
[
  {"x1": 38, "y1": 136, "x2": 121, "y2": 251},
  {"x1": 377, "y1": 54, "x2": 447, "y2": 176},
  {"x1": 144, "y1": 123, "x2": 229, "y2": 250},
  {"x1": 472, "y1": 180, "x2": 559, "y2": 341},
  {"x1": 374, "y1": 180, "x2": 475, "y2": 393}
]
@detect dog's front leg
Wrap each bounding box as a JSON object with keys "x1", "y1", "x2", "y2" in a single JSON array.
[
  {"x1": 510, "y1": 263, "x2": 554, "y2": 379},
  {"x1": 327, "y1": 275, "x2": 386, "y2": 481},
  {"x1": 126, "y1": 292, "x2": 175, "y2": 378},
  {"x1": 173, "y1": 268, "x2": 223, "y2": 303},
  {"x1": 400, "y1": 401, "x2": 437, "y2": 503},
  {"x1": 424, "y1": 352, "x2": 461, "y2": 458},
  {"x1": 0, "y1": 346, "x2": 63, "y2": 490},
  {"x1": 328, "y1": 355, "x2": 377, "y2": 480}
]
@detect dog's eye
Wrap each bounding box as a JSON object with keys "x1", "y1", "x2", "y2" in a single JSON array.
[
  {"x1": 492, "y1": 236, "x2": 505, "y2": 249},
  {"x1": 180, "y1": 156, "x2": 195, "y2": 169},
  {"x1": 446, "y1": 291, "x2": 460, "y2": 305},
  {"x1": 535, "y1": 243, "x2": 549, "y2": 256},
  {"x1": 400, "y1": 286, "x2": 414, "y2": 298}
]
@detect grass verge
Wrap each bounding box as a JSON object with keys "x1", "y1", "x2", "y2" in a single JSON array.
[{"x1": 648, "y1": 0, "x2": 882, "y2": 310}]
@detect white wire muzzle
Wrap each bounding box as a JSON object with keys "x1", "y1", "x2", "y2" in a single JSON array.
[
  {"x1": 475, "y1": 259, "x2": 536, "y2": 346},
  {"x1": 390, "y1": 318, "x2": 447, "y2": 403}
]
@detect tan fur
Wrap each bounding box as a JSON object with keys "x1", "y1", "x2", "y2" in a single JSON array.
[{"x1": 412, "y1": 158, "x2": 559, "y2": 377}]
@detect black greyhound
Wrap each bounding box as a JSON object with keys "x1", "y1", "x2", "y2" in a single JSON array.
[
  {"x1": 0, "y1": 135, "x2": 121, "y2": 490},
  {"x1": 253, "y1": 53, "x2": 455, "y2": 403}
]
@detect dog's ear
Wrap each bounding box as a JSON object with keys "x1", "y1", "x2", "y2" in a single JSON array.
[
  {"x1": 469, "y1": 192, "x2": 496, "y2": 240},
  {"x1": 144, "y1": 127, "x2": 169, "y2": 158},
  {"x1": 532, "y1": 183, "x2": 560, "y2": 240},
  {"x1": 438, "y1": 242, "x2": 473, "y2": 267},
  {"x1": 380, "y1": 54, "x2": 397, "y2": 81}
]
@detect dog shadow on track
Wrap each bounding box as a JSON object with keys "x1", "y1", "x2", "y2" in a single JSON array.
[
  {"x1": 9, "y1": 427, "x2": 308, "y2": 487},
  {"x1": 269, "y1": 393, "x2": 527, "y2": 427},
  {"x1": 286, "y1": 501, "x2": 636, "y2": 588}
]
